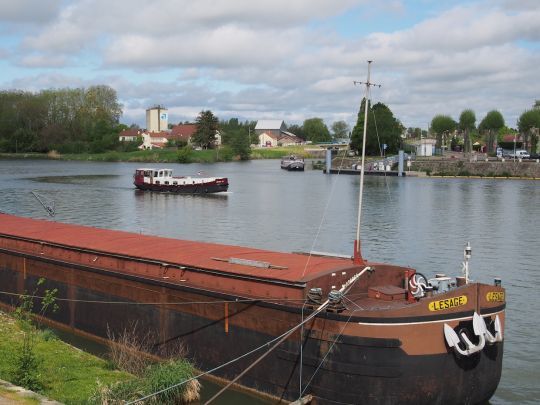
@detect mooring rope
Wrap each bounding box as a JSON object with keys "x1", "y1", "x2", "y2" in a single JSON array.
[
  {"x1": 204, "y1": 268, "x2": 369, "y2": 404},
  {"x1": 300, "y1": 307, "x2": 359, "y2": 398},
  {"x1": 125, "y1": 298, "x2": 332, "y2": 405},
  {"x1": 299, "y1": 135, "x2": 354, "y2": 279}
]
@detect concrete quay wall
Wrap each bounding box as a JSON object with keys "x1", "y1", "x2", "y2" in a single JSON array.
[{"x1": 412, "y1": 159, "x2": 540, "y2": 178}]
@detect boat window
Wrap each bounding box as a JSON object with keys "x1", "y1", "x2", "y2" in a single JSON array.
[
  {"x1": 173, "y1": 181, "x2": 177, "y2": 185},
  {"x1": 154, "y1": 171, "x2": 158, "y2": 177},
  {"x1": 145, "y1": 171, "x2": 151, "y2": 176},
  {"x1": 164, "y1": 181, "x2": 169, "y2": 185},
  {"x1": 159, "y1": 171, "x2": 163, "y2": 177},
  {"x1": 155, "y1": 181, "x2": 160, "y2": 184}
]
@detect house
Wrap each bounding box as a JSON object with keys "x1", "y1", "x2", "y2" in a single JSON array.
[
  {"x1": 169, "y1": 124, "x2": 197, "y2": 144},
  {"x1": 169, "y1": 124, "x2": 221, "y2": 146},
  {"x1": 139, "y1": 131, "x2": 169, "y2": 150},
  {"x1": 410, "y1": 139, "x2": 437, "y2": 156},
  {"x1": 118, "y1": 128, "x2": 142, "y2": 142},
  {"x1": 255, "y1": 120, "x2": 303, "y2": 147},
  {"x1": 255, "y1": 120, "x2": 286, "y2": 138}
]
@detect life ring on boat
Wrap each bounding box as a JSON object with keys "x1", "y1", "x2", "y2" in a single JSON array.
[{"x1": 409, "y1": 272, "x2": 428, "y2": 296}]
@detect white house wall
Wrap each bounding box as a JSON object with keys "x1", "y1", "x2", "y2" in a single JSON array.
[{"x1": 259, "y1": 133, "x2": 277, "y2": 147}]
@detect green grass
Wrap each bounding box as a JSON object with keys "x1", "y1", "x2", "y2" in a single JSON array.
[
  {"x1": 251, "y1": 145, "x2": 314, "y2": 159},
  {"x1": 1, "y1": 145, "x2": 320, "y2": 163},
  {"x1": 0, "y1": 312, "x2": 133, "y2": 404}
]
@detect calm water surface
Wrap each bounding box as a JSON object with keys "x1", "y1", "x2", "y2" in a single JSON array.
[{"x1": 0, "y1": 159, "x2": 538, "y2": 404}]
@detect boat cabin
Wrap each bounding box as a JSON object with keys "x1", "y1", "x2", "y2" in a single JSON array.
[{"x1": 134, "y1": 168, "x2": 189, "y2": 186}]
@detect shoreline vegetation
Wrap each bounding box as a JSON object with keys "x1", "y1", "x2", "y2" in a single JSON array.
[
  {"x1": 0, "y1": 309, "x2": 199, "y2": 404},
  {"x1": 1, "y1": 147, "x2": 539, "y2": 179},
  {"x1": 0, "y1": 145, "x2": 316, "y2": 163}
]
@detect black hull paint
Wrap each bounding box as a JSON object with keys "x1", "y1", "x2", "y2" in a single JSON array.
[
  {"x1": 134, "y1": 183, "x2": 228, "y2": 194},
  {"x1": 0, "y1": 261, "x2": 502, "y2": 405}
]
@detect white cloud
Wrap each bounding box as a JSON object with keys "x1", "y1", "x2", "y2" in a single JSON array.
[
  {"x1": 0, "y1": 1, "x2": 63, "y2": 23},
  {"x1": 17, "y1": 54, "x2": 68, "y2": 68},
  {"x1": 1, "y1": 0, "x2": 538, "y2": 129}
]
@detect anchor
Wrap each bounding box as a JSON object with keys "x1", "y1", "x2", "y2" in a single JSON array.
[
  {"x1": 480, "y1": 314, "x2": 503, "y2": 344},
  {"x1": 444, "y1": 312, "x2": 486, "y2": 356}
]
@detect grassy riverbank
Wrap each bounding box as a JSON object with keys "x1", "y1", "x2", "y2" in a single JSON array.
[
  {"x1": 0, "y1": 310, "x2": 199, "y2": 404},
  {"x1": 0, "y1": 145, "x2": 315, "y2": 163},
  {"x1": 0, "y1": 311, "x2": 131, "y2": 404}
]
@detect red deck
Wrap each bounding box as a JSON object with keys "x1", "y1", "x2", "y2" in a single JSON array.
[{"x1": 0, "y1": 214, "x2": 351, "y2": 283}]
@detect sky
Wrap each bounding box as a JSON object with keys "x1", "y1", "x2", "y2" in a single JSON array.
[{"x1": 0, "y1": 0, "x2": 538, "y2": 130}]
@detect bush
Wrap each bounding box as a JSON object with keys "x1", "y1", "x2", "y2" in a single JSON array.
[
  {"x1": 218, "y1": 146, "x2": 235, "y2": 162},
  {"x1": 177, "y1": 146, "x2": 192, "y2": 163},
  {"x1": 89, "y1": 360, "x2": 199, "y2": 404}
]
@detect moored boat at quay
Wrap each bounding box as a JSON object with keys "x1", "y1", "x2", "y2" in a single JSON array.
[{"x1": 133, "y1": 168, "x2": 228, "y2": 194}]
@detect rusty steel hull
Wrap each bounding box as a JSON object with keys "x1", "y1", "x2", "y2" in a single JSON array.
[{"x1": 0, "y1": 247, "x2": 504, "y2": 404}]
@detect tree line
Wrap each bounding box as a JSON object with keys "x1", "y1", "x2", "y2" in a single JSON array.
[
  {"x1": 190, "y1": 112, "x2": 353, "y2": 160},
  {"x1": 0, "y1": 86, "x2": 124, "y2": 154},
  {"x1": 3, "y1": 84, "x2": 537, "y2": 159},
  {"x1": 429, "y1": 104, "x2": 540, "y2": 153}
]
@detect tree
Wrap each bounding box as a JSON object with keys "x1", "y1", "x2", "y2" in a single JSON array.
[
  {"x1": 192, "y1": 110, "x2": 219, "y2": 149},
  {"x1": 350, "y1": 99, "x2": 404, "y2": 155},
  {"x1": 228, "y1": 128, "x2": 251, "y2": 160},
  {"x1": 286, "y1": 124, "x2": 305, "y2": 140},
  {"x1": 479, "y1": 110, "x2": 504, "y2": 153},
  {"x1": 430, "y1": 115, "x2": 457, "y2": 150},
  {"x1": 303, "y1": 118, "x2": 331, "y2": 143},
  {"x1": 517, "y1": 109, "x2": 540, "y2": 152},
  {"x1": 331, "y1": 121, "x2": 349, "y2": 141},
  {"x1": 459, "y1": 109, "x2": 476, "y2": 153}
]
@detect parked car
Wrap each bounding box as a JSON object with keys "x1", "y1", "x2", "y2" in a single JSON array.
[
  {"x1": 508, "y1": 149, "x2": 530, "y2": 159},
  {"x1": 528, "y1": 152, "x2": 540, "y2": 160}
]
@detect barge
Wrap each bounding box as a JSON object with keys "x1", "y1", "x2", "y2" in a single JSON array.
[{"x1": 0, "y1": 213, "x2": 504, "y2": 404}]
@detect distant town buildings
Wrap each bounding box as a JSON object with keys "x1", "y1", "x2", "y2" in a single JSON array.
[
  {"x1": 118, "y1": 106, "x2": 219, "y2": 150},
  {"x1": 255, "y1": 120, "x2": 303, "y2": 147},
  {"x1": 119, "y1": 110, "x2": 302, "y2": 149}
]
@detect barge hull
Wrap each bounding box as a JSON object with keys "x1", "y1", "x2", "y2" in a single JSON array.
[{"x1": 0, "y1": 248, "x2": 503, "y2": 404}]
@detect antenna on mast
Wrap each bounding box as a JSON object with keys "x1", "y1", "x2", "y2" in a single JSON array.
[{"x1": 352, "y1": 61, "x2": 381, "y2": 265}]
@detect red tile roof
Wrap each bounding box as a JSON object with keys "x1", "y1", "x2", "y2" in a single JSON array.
[
  {"x1": 119, "y1": 128, "x2": 140, "y2": 138},
  {"x1": 170, "y1": 124, "x2": 197, "y2": 141},
  {"x1": 502, "y1": 134, "x2": 521, "y2": 142}
]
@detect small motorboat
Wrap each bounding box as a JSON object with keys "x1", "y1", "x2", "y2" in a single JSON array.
[
  {"x1": 280, "y1": 155, "x2": 305, "y2": 171},
  {"x1": 133, "y1": 168, "x2": 228, "y2": 194}
]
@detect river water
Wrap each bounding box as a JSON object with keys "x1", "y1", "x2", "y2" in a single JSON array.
[{"x1": 0, "y1": 158, "x2": 538, "y2": 404}]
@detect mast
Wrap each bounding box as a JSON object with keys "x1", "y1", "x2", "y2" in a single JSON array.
[{"x1": 353, "y1": 61, "x2": 380, "y2": 264}]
